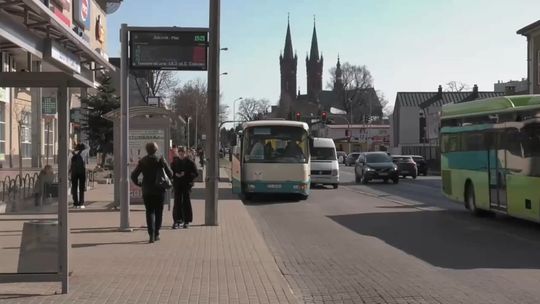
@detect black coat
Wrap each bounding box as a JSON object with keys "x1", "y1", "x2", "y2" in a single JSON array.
[
  {"x1": 131, "y1": 155, "x2": 173, "y2": 195},
  {"x1": 170, "y1": 157, "x2": 198, "y2": 189}
]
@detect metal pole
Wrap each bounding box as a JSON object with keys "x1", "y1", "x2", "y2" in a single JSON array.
[
  {"x1": 120, "y1": 24, "x2": 131, "y2": 230},
  {"x1": 206, "y1": 0, "x2": 220, "y2": 226},
  {"x1": 46, "y1": 120, "x2": 50, "y2": 165},
  {"x1": 187, "y1": 118, "x2": 190, "y2": 148},
  {"x1": 57, "y1": 85, "x2": 69, "y2": 294},
  {"x1": 195, "y1": 102, "x2": 198, "y2": 148}
]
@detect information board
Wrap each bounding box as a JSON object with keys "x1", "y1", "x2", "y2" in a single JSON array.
[{"x1": 130, "y1": 30, "x2": 208, "y2": 70}]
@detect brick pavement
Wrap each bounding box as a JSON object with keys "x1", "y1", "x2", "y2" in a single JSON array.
[{"x1": 0, "y1": 172, "x2": 298, "y2": 303}]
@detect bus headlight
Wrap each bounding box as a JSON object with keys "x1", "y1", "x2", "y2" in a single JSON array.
[{"x1": 294, "y1": 183, "x2": 308, "y2": 190}]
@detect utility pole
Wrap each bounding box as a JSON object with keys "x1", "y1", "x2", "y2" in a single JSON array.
[{"x1": 206, "y1": 0, "x2": 220, "y2": 226}]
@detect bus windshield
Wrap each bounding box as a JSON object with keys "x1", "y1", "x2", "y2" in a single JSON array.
[{"x1": 243, "y1": 126, "x2": 309, "y2": 163}]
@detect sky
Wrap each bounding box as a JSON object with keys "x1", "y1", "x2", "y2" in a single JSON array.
[{"x1": 107, "y1": 0, "x2": 540, "y2": 117}]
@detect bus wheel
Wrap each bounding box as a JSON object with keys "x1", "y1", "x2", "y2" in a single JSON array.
[
  {"x1": 244, "y1": 193, "x2": 253, "y2": 201},
  {"x1": 465, "y1": 183, "x2": 481, "y2": 216}
]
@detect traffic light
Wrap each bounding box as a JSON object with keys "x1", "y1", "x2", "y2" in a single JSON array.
[
  {"x1": 295, "y1": 112, "x2": 301, "y2": 121},
  {"x1": 321, "y1": 111, "x2": 328, "y2": 123}
]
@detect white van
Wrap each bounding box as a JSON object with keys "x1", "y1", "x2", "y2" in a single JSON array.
[{"x1": 310, "y1": 137, "x2": 339, "y2": 189}]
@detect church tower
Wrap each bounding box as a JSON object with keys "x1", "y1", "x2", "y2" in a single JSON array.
[
  {"x1": 306, "y1": 19, "x2": 323, "y2": 103},
  {"x1": 334, "y1": 55, "x2": 344, "y2": 92},
  {"x1": 280, "y1": 18, "x2": 297, "y2": 104}
]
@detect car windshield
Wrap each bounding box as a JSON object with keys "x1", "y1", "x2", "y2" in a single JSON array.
[
  {"x1": 349, "y1": 153, "x2": 360, "y2": 159},
  {"x1": 366, "y1": 154, "x2": 392, "y2": 163},
  {"x1": 412, "y1": 157, "x2": 424, "y2": 162},
  {"x1": 311, "y1": 147, "x2": 337, "y2": 161}
]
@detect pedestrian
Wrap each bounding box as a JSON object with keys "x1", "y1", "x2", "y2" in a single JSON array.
[
  {"x1": 168, "y1": 144, "x2": 177, "y2": 163},
  {"x1": 34, "y1": 165, "x2": 55, "y2": 207},
  {"x1": 70, "y1": 143, "x2": 87, "y2": 209},
  {"x1": 198, "y1": 147, "x2": 205, "y2": 168},
  {"x1": 170, "y1": 146, "x2": 198, "y2": 229},
  {"x1": 131, "y1": 142, "x2": 173, "y2": 243}
]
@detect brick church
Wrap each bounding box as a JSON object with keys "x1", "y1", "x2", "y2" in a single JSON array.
[{"x1": 275, "y1": 18, "x2": 382, "y2": 124}]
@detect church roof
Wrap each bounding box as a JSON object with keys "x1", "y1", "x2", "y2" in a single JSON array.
[
  {"x1": 283, "y1": 19, "x2": 294, "y2": 59},
  {"x1": 309, "y1": 22, "x2": 319, "y2": 60}
]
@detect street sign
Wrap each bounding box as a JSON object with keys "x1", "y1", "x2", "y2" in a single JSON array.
[
  {"x1": 42, "y1": 97, "x2": 57, "y2": 115},
  {"x1": 130, "y1": 30, "x2": 208, "y2": 70}
]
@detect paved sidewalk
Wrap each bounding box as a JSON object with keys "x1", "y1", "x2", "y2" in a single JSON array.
[{"x1": 0, "y1": 174, "x2": 298, "y2": 303}]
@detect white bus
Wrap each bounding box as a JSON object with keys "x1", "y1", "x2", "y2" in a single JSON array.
[{"x1": 231, "y1": 120, "x2": 311, "y2": 200}]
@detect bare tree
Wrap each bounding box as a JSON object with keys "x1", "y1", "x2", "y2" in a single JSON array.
[
  {"x1": 377, "y1": 90, "x2": 393, "y2": 118},
  {"x1": 135, "y1": 70, "x2": 179, "y2": 103},
  {"x1": 327, "y1": 62, "x2": 374, "y2": 91},
  {"x1": 237, "y1": 98, "x2": 271, "y2": 122},
  {"x1": 445, "y1": 81, "x2": 471, "y2": 92},
  {"x1": 171, "y1": 79, "x2": 208, "y2": 146}
]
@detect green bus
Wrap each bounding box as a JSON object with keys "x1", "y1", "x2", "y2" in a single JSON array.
[{"x1": 440, "y1": 95, "x2": 540, "y2": 222}]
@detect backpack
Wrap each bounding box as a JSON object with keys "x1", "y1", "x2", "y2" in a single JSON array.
[{"x1": 71, "y1": 153, "x2": 86, "y2": 175}]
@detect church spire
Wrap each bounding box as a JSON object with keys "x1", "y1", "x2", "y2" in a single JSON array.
[
  {"x1": 309, "y1": 16, "x2": 319, "y2": 61},
  {"x1": 283, "y1": 15, "x2": 294, "y2": 59}
]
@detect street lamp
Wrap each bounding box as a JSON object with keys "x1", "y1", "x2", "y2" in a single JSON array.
[
  {"x1": 233, "y1": 97, "x2": 243, "y2": 128},
  {"x1": 220, "y1": 72, "x2": 228, "y2": 76},
  {"x1": 220, "y1": 47, "x2": 229, "y2": 51}
]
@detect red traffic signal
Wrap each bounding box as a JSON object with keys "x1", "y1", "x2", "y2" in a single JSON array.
[
  {"x1": 295, "y1": 112, "x2": 301, "y2": 121},
  {"x1": 321, "y1": 111, "x2": 328, "y2": 122}
]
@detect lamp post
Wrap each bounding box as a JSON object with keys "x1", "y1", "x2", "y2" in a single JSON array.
[{"x1": 233, "y1": 97, "x2": 243, "y2": 129}]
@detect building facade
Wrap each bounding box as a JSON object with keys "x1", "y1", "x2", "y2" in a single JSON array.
[
  {"x1": 0, "y1": 0, "x2": 120, "y2": 168},
  {"x1": 390, "y1": 86, "x2": 504, "y2": 161},
  {"x1": 518, "y1": 20, "x2": 540, "y2": 94}
]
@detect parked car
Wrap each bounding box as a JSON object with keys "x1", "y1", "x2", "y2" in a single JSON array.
[
  {"x1": 355, "y1": 152, "x2": 399, "y2": 184},
  {"x1": 392, "y1": 155, "x2": 418, "y2": 179},
  {"x1": 336, "y1": 151, "x2": 347, "y2": 164},
  {"x1": 408, "y1": 155, "x2": 428, "y2": 176},
  {"x1": 310, "y1": 138, "x2": 339, "y2": 189},
  {"x1": 345, "y1": 152, "x2": 361, "y2": 166}
]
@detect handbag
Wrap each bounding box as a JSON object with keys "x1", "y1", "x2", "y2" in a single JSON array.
[{"x1": 155, "y1": 159, "x2": 172, "y2": 190}]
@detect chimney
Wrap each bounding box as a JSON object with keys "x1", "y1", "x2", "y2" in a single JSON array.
[
  {"x1": 472, "y1": 84, "x2": 478, "y2": 98},
  {"x1": 437, "y1": 85, "x2": 443, "y2": 99}
]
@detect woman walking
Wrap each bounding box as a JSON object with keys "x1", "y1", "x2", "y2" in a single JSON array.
[
  {"x1": 131, "y1": 142, "x2": 173, "y2": 243},
  {"x1": 171, "y1": 146, "x2": 198, "y2": 229}
]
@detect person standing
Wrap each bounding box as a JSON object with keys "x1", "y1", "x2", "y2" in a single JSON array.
[
  {"x1": 70, "y1": 143, "x2": 87, "y2": 209},
  {"x1": 131, "y1": 142, "x2": 173, "y2": 243},
  {"x1": 171, "y1": 146, "x2": 198, "y2": 229}
]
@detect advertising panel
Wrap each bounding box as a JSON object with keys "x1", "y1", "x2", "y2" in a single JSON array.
[
  {"x1": 128, "y1": 129, "x2": 165, "y2": 200},
  {"x1": 73, "y1": 0, "x2": 91, "y2": 29}
]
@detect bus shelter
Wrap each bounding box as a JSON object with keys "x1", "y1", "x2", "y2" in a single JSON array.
[
  {"x1": 0, "y1": 0, "x2": 115, "y2": 294},
  {"x1": 103, "y1": 106, "x2": 185, "y2": 211}
]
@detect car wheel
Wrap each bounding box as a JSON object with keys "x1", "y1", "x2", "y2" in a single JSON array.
[
  {"x1": 244, "y1": 193, "x2": 253, "y2": 201},
  {"x1": 355, "y1": 174, "x2": 360, "y2": 183},
  {"x1": 361, "y1": 174, "x2": 369, "y2": 184},
  {"x1": 383, "y1": 178, "x2": 389, "y2": 183},
  {"x1": 299, "y1": 194, "x2": 308, "y2": 201},
  {"x1": 412, "y1": 174, "x2": 417, "y2": 180},
  {"x1": 392, "y1": 178, "x2": 399, "y2": 184},
  {"x1": 333, "y1": 184, "x2": 338, "y2": 189}
]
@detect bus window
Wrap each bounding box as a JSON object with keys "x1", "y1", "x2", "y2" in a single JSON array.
[{"x1": 522, "y1": 124, "x2": 540, "y2": 158}]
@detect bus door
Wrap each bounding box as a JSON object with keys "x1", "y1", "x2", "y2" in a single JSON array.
[{"x1": 487, "y1": 130, "x2": 508, "y2": 210}]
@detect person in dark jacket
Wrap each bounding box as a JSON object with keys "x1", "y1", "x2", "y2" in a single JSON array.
[
  {"x1": 170, "y1": 146, "x2": 198, "y2": 229},
  {"x1": 70, "y1": 143, "x2": 87, "y2": 209},
  {"x1": 131, "y1": 142, "x2": 173, "y2": 243}
]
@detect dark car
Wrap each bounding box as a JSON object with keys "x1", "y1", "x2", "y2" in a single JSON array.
[
  {"x1": 392, "y1": 155, "x2": 418, "y2": 179},
  {"x1": 336, "y1": 151, "x2": 347, "y2": 164},
  {"x1": 355, "y1": 152, "x2": 399, "y2": 184},
  {"x1": 345, "y1": 152, "x2": 361, "y2": 166},
  {"x1": 408, "y1": 155, "x2": 428, "y2": 176}
]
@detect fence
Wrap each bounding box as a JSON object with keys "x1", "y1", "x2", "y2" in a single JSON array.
[{"x1": 0, "y1": 169, "x2": 96, "y2": 212}]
